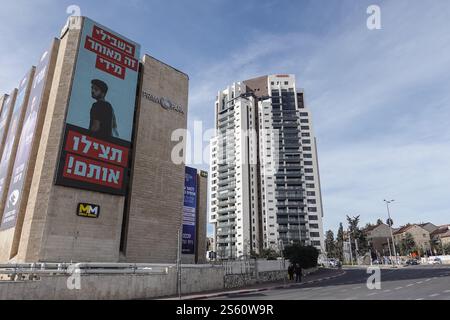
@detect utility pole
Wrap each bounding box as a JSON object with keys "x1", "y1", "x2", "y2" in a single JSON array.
[
  {"x1": 176, "y1": 228, "x2": 182, "y2": 299},
  {"x1": 387, "y1": 237, "x2": 393, "y2": 266},
  {"x1": 348, "y1": 230, "x2": 354, "y2": 266},
  {"x1": 384, "y1": 199, "x2": 398, "y2": 266}
]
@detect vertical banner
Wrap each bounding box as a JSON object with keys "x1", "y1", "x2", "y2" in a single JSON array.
[
  {"x1": 55, "y1": 18, "x2": 140, "y2": 195},
  {"x1": 0, "y1": 44, "x2": 55, "y2": 230},
  {"x1": 0, "y1": 91, "x2": 16, "y2": 158},
  {"x1": 0, "y1": 70, "x2": 33, "y2": 228},
  {"x1": 183, "y1": 167, "x2": 198, "y2": 254},
  {"x1": 0, "y1": 94, "x2": 8, "y2": 117}
]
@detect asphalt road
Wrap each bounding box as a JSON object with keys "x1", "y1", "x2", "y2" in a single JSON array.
[{"x1": 207, "y1": 265, "x2": 450, "y2": 300}]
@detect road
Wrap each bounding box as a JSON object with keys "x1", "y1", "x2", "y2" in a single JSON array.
[{"x1": 206, "y1": 265, "x2": 450, "y2": 300}]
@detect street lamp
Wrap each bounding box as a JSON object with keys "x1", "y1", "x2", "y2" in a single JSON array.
[{"x1": 384, "y1": 199, "x2": 398, "y2": 266}]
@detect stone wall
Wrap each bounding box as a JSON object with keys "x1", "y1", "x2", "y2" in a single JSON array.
[{"x1": 0, "y1": 265, "x2": 224, "y2": 300}]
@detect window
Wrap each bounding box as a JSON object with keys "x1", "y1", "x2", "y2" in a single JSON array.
[
  {"x1": 302, "y1": 140, "x2": 311, "y2": 144},
  {"x1": 309, "y1": 207, "x2": 317, "y2": 212},
  {"x1": 304, "y1": 154, "x2": 312, "y2": 158},
  {"x1": 300, "y1": 119, "x2": 309, "y2": 123},
  {"x1": 284, "y1": 81, "x2": 289, "y2": 85},
  {"x1": 306, "y1": 184, "x2": 315, "y2": 188},
  {"x1": 305, "y1": 168, "x2": 313, "y2": 173},
  {"x1": 310, "y1": 232, "x2": 320, "y2": 238},
  {"x1": 300, "y1": 112, "x2": 308, "y2": 117},
  {"x1": 307, "y1": 199, "x2": 316, "y2": 204},
  {"x1": 307, "y1": 191, "x2": 316, "y2": 196},
  {"x1": 303, "y1": 147, "x2": 312, "y2": 151},
  {"x1": 304, "y1": 161, "x2": 313, "y2": 166},
  {"x1": 311, "y1": 241, "x2": 321, "y2": 246},
  {"x1": 309, "y1": 215, "x2": 318, "y2": 220},
  {"x1": 302, "y1": 133, "x2": 310, "y2": 137},
  {"x1": 305, "y1": 176, "x2": 314, "y2": 181},
  {"x1": 309, "y1": 224, "x2": 319, "y2": 229},
  {"x1": 301, "y1": 126, "x2": 310, "y2": 130}
]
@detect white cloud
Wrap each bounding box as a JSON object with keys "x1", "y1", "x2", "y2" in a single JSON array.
[{"x1": 192, "y1": 0, "x2": 450, "y2": 235}]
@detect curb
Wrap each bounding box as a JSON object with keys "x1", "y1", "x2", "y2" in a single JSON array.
[{"x1": 179, "y1": 270, "x2": 347, "y2": 300}]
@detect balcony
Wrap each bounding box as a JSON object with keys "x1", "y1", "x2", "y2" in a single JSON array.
[
  {"x1": 217, "y1": 207, "x2": 236, "y2": 215},
  {"x1": 217, "y1": 191, "x2": 236, "y2": 200},
  {"x1": 218, "y1": 198, "x2": 236, "y2": 207},
  {"x1": 218, "y1": 177, "x2": 236, "y2": 186},
  {"x1": 217, "y1": 237, "x2": 237, "y2": 244},
  {"x1": 216, "y1": 230, "x2": 238, "y2": 236},
  {"x1": 276, "y1": 192, "x2": 304, "y2": 199}
]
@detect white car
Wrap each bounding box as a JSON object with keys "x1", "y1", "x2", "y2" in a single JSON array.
[{"x1": 429, "y1": 258, "x2": 442, "y2": 265}]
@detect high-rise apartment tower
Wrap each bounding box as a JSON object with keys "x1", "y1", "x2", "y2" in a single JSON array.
[{"x1": 210, "y1": 75, "x2": 324, "y2": 260}]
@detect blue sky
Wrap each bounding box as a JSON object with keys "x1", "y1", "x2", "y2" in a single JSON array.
[{"x1": 1, "y1": 0, "x2": 450, "y2": 237}]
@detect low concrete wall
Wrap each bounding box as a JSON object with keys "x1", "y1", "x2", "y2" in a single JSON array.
[
  {"x1": 0, "y1": 265, "x2": 225, "y2": 300},
  {"x1": 224, "y1": 267, "x2": 317, "y2": 289},
  {"x1": 0, "y1": 263, "x2": 319, "y2": 299}
]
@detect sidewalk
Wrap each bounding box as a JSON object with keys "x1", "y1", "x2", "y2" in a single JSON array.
[
  {"x1": 161, "y1": 268, "x2": 346, "y2": 300},
  {"x1": 343, "y1": 264, "x2": 406, "y2": 269}
]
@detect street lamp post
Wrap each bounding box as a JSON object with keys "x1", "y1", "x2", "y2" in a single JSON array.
[
  {"x1": 384, "y1": 199, "x2": 398, "y2": 266},
  {"x1": 278, "y1": 239, "x2": 286, "y2": 285}
]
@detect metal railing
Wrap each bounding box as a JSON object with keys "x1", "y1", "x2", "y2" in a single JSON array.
[{"x1": 0, "y1": 262, "x2": 172, "y2": 280}]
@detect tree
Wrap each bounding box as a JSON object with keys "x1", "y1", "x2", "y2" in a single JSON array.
[
  {"x1": 376, "y1": 219, "x2": 384, "y2": 225},
  {"x1": 346, "y1": 215, "x2": 369, "y2": 258},
  {"x1": 443, "y1": 243, "x2": 450, "y2": 255},
  {"x1": 335, "y1": 223, "x2": 344, "y2": 261},
  {"x1": 364, "y1": 223, "x2": 375, "y2": 230},
  {"x1": 325, "y1": 230, "x2": 336, "y2": 258},
  {"x1": 399, "y1": 233, "x2": 416, "y2": 256},
  {"x1": 260, "y1": 248, "x2": 279, "y2": 260},
  {"x1": 283, "y1": 244, "x2": 319, "y2": 269}
]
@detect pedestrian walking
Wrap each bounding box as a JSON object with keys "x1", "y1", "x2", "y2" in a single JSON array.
[
  {"x1": 288, "y1": 263, "x2": 294, "y2": 281},
  {"x1": 294, "y1": 263, "x2": 302, "y2": 283}
]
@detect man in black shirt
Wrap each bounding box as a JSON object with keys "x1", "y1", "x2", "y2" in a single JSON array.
[{"x1": 89, "y1": 79, "x2": 117, "y2": 139}]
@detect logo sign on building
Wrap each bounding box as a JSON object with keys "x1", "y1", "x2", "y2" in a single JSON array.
[
  {"x1": 183, "y1": 167, "x2": 198, "y2": 255},
  {"x1": 77, "y1": 203, "x2": 100, "y2": 218},
  {"x1": 1, "y1": 43, "x2": 57, "y2": 230},
  {"x1": 55, "y1": 18, "x2": 140, "y2": 195},
  {"x1": 0, "y1": 69, "x2": 34, "y2": 230}
]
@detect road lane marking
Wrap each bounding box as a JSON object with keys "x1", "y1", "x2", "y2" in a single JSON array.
[
  {"x1": 352, "y1": 286, "x2": 362, "y2": 290},
  {"x1": 443, "y1": 290, "x2": 450, "y2": 293},
  {"x1": 416, "y1": 281, "x2": 423, "y2": 284},
  {"x1": 429, "y1": 293, "x2": 440, "y2": 298},
  {"x1": 425, "y1": 279, "x2": 431, "y2": 282},
  {"x1": 383, "y1": 289, "x2": 391, "y2": 293},
  {"x1": 395, "y1": 287, "x2": 403, "y2": 290},
  {"x1": 367, "y1": 292, "x2": 378, "y2": 296},
  {"x1": 406, "y1": 284, "x2": 414, "y2": 287},
  {"x1": 416, "y1": 298, "x2": 424, "y2": 300}
]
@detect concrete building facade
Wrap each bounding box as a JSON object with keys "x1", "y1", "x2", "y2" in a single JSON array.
[
  {"x1": 0, "y1": 16, "x2": 205, "y2": 264},
  {"x1": 210, "y1": 75, "x2": 325, "y2": 260}
]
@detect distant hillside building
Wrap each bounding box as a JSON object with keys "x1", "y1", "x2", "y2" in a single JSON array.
[{"x1": 393, "y1": 224, "x2": 431, "y2": 252}]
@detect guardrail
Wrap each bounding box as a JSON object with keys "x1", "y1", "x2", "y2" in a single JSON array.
[{"x1": 0, "y1": 263, "x2": 174, "y2": 280}]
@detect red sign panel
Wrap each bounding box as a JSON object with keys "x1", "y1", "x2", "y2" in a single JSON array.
[
  {"x1": 64, "y1": 129, "x2": 129, "y2": 167},
  {"x1": 84, "y1": 30, "x2": 138, "y2": 80},
  {"x1": 62, "y1": 153, "x2": 124, "y2": 190},
  {"x1": 92, "y1": 25, "x2": 136, "y2": 57}
]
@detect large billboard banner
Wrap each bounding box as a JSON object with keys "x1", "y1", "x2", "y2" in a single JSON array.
[
  {"x1": 0, "y1": 69, "x2": 34, "y2": 229},
  {"x1": 55, "y1": 18, "x2": 140, "y2": 195},
  {"x1": 183, "y1": 167, "x2": 198, "y2": 255},
  {"x1": 1, "y1": 43, "x2": 56, "y2": 230},
  {"x1": 0, "y1": 92, "x2": 16, "y2": 157}
]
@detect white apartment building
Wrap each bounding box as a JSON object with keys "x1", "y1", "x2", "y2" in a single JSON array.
[{"x1": 210, "y1": 75, "x2": 324, "y2": 260}]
